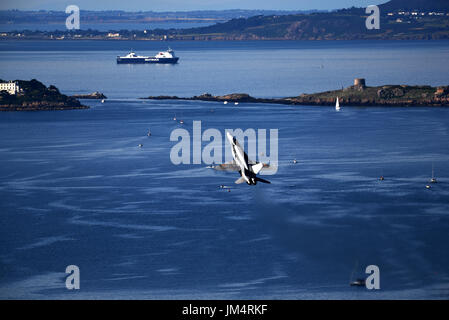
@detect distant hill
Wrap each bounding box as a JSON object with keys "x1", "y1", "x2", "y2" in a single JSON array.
[
  {"x1": 0, "y1": 9, "x2": 323, "y2": 25},
  {"x1": 167, "y1": 2, "x2": 449, "y2": 40},
  {"x1": 2, "y1": 0, "x2": 449, "y2": 40},
  {"x1": 379, "y1": 0, "x2": 449, "y2": 12}
]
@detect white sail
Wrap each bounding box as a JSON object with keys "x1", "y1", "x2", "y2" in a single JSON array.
[{"x1": 336, "y1": 97, "x2": 341, "y2": 111}]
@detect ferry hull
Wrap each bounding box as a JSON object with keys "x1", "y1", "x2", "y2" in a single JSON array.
[{"x1": 116, "y1": 58, "x2": 147, "y2": 64}]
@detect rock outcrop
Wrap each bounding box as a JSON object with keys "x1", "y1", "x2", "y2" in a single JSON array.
[
  {"x1": 143, "y1": 79, "x2": 449, "y2": 107},
  {"x1": 72, "y1": 91, "x2": 107, "y2": 99}
]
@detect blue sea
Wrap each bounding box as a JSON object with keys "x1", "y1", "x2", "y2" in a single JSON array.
[{"x1": 1, "y1": 40, "x2": 449, "y2": 299}]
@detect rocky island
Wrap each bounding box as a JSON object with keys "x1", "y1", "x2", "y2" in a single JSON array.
[
  {"x1": 72, "y1": 92, "x2": 107, "y2": 99},
  {"x1": 0, "y1": 79, "x2": 88, "y2": 111},
  {"x1": 144, "y1": 79, "x2": 449, "y2": 107}
]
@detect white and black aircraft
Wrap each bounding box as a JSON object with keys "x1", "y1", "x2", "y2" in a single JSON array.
[{"x1": 212, "y1": 132, "x2": 271, "y2": 185}]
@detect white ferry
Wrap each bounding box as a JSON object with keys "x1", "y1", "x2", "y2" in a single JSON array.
[{"x1": 116, "y1": 48, "x2": 179, "y2": 64}]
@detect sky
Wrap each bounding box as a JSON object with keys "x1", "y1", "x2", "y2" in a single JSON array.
[{"x1": 0, "y1": 0, "x2": 388, "y2": 11}]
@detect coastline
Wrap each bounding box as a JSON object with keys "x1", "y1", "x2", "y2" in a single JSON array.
[{"x1": 0, "y1": 103, "x2": 89, "y2": 111}]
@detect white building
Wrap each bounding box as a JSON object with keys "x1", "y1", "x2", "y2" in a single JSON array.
[{"x1": 0, "y1": 81, "x2": 20, "y2": 95}]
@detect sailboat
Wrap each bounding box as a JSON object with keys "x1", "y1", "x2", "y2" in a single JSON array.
[
  {"x1": 430, "y1": 163, "x2": 437, "y2": 183},
  {"x1": 335, "y1": 97, "x2": 341, "y2": 111},
  {"x1": 349, "y1": 260, "x2": 365, "y2": 287}
]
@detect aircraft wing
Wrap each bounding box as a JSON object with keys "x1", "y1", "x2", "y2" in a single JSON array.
[{"x1": 212, "y1": 161, "x2": 240, "y2": 172}]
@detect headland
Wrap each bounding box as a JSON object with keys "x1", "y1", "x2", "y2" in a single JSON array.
[{"x1": 0, "y1": 79, "x2": 88, "y2": 111}]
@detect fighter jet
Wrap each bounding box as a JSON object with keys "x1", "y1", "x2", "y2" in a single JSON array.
[{"x1": 213, "y1": 132, "x2": 271, "y2": 185}]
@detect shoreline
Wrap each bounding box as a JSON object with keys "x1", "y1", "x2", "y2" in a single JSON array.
[
  {"x1": 0, "y1": 104, "x2": 89, "y2": 111},
  {"x1": 3, "y1": 38, "x2": 449, "y2": 42}
]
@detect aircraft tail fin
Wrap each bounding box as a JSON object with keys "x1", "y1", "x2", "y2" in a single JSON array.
[
  {"x1": 255, "y1": 177, "x2": 271, "y2": 184},
  {"x1": 235, "y1": 177, "x2": 246, "y2": 184},
  {"x1": 251, "y1": 163, "x2": 264, "y2": 175}
]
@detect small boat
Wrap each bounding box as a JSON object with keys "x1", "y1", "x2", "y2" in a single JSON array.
[
  {"x1": 293, "y1": 159, "x2": 298, "y2": 164},
  {"x1": 224, "y1": 101, "x2": 228, "y2": 105},
  {"x1": 350, "y1": 279, "x2": 366, "y2": 287},
  {"x1": 179, "y1": 120, "x2": 184, "y2": 124},
  {"x1": 335, "y1": 97, "x2": 341, "y2": 111},
  {"x1": 234, "y1": 102, "x2": 239, "y2": 106},
  {"x1": 138, "y1": 144, "x2": 143, "y2": 148},
  {"x1": 101, "y1": 99, "x2": 105, "y2": 103},
  {"x1": 380, "y1": 176, "x2": 384, "y2": 181},
  {"x1": 147, "y1": 130, "x2": 151, "y2": 137},
  {"x1": 426, "y1": 185, "x2": 431, "y2": 189}
]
